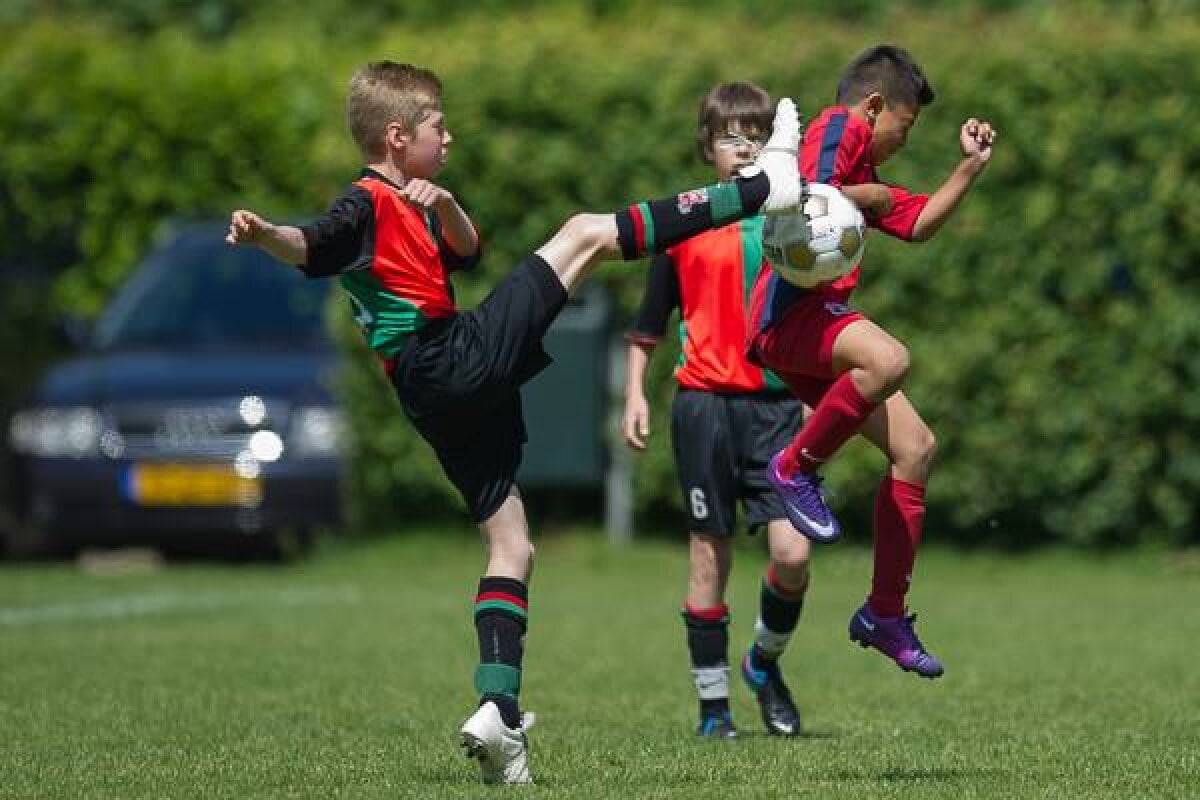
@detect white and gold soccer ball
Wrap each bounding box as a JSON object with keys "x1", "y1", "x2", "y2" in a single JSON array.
[{"x1": 762, "y1": 182, "x2": 866, "y2": 288}]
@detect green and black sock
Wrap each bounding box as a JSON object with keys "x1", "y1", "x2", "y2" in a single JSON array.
[
  {"x1": 473, "y1": 576, "x2": 528, "y2": 729},
  {"x1": 616, "y1": 171, "x2": 770, "y2": 260}
]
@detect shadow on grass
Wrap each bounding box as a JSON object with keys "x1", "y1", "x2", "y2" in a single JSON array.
[
  {"x1": 830, "y1": 766, "x2": 1004, "y2": 782},
  {"x1": 408, "y1": 762, "x2": 564, "y2": 789},
  {"x1": 731, "y1": 729, "x2": 839, "y2": 741}
]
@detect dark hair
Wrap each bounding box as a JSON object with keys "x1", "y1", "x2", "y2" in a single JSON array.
[
  {"x1": 695, "y1": 82, "x2": 774, "y2": 162},
  {"x1": 836, "y1": 45, "x2": 934, "y2": 109}
]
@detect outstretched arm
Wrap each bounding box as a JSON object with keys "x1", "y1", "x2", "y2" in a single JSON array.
[
  {"x1": 226, "y1": 210, "x2": 307, "y2": 264},
  {"x1": 230, "y1": 187, "x2": 372, "y2": 277},
  {"x1": 910, "y1": 118, "x2": 995, "y2": 242}
]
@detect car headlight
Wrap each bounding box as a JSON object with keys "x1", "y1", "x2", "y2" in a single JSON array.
[
  {"x1": 289, "y1": 407, "x2": 343, "y2": 457},
  {"x1": 9, "y1": 407, "x2": 104, "y2": 458}
]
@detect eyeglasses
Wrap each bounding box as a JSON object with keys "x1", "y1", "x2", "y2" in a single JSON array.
[{"x1": 714, "y1": 133, "x2": 766, "y2": 151}]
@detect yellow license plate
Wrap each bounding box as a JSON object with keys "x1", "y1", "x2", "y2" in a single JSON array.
[{"x1": 128, "y1": 463, "x2": 262, "y2": 508}]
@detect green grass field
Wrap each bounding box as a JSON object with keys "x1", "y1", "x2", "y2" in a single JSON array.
[{"x1": 2, "y1": 532, "x2": 1198, "y2": 799}]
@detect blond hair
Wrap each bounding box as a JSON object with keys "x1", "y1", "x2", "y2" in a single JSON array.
[{"x1": 346, "y1": 61, "x2": 443, "y2": 159}]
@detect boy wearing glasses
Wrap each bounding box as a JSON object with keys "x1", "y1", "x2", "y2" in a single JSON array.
[{"x1": 622, "y1": 82, "x2": 812, "y2": 739}]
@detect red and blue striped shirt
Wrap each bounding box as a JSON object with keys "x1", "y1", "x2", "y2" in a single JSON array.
[{"x1": 750, "y1": 105, "x2": 930, "y2": 335}]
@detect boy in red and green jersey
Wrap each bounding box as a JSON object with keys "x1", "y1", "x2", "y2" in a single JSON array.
[
  {"x1": 302, "y1": 166, "x2": 479, "y2": 360},
  {"x1": 624, "y1": 83, "x2": 812, "y2": 740},
  {"x1": 638, "y1": 219, "x2": 784, "y2": 393},
  {"x1": 229, "y1": 61, "x2": 809, "y2": 783}
]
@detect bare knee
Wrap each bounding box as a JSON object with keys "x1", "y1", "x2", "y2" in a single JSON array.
[
  {"x1": 561, "y1": 212, "x2": 615, "y2": 253},
  {"x1": 481, "y1": 511, "x2": 535, "y2": 579},
  {"x1": 893, "y1": 424, "x2": 937, "y2": 480},
  {"x1": 774, "y1": 543, "x2": 810, "y2": 574},
  {"x1": 854, "y1": 340, "x2": 910, "y2": 399},
  {"x1": 535, "y1": 213, "x2": 621, "y2": 293},
  {"x1": 766, "y1": 522, "x2": 811, "y2": 591},
  {"x1": 872, "y1": 341, "x2": 910, "y2": 392}
]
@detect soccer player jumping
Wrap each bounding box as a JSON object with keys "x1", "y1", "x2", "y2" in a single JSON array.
[{"x1": 748, "y1": 46, "x2": 996, "y2": 679}]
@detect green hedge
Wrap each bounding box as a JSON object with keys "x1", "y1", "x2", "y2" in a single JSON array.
[
  {"x1": 9, "y1": 1, "x2": 1196, "y2": 39},
  {"x1": 3, "y1": 8, "x2": 1198, "y2": 545}
]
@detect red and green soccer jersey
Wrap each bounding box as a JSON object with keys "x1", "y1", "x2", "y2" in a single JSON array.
[
  {"x1": 750, "y1": 105, "x2": 930, "y2": 336},
  {"x1": 628, "y1": 219, "x2": 786, "y2": 393},
  {"x1": 298, "y1": 168, "x2": 480, "y2": 357}
]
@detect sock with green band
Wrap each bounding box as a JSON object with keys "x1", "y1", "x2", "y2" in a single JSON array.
[
  {"x1": 474, "y1": 576, "x2": 528, "y2": 728},
  {"x1": 615, "y1": 171, "x2": 770, "y2": 260}
]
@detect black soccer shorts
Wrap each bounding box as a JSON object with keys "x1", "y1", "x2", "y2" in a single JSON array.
[
  {"x1": 390, "y1": 255, "x2": 568, "y2": 523},
  {"x1": 670, "y1": 388, "x2": 804, "y2": 536}
]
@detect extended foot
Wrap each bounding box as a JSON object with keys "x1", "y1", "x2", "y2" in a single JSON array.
[
  {"x1": 459, "y1": 701, "x2": 535, "y2": 784},
  {"x1": 696, "y1": 710, "x2": 738, "y2": 740},
  {"x1": 849, "y1": 605, "x2": 944, "y2": 679},
  {"x1": 741, "y1": 647, "x2": 801, "y2": 737},
  {"x1": 767, "y1": 452, "x2": 841, "y2": 543},
  {"x1": 745, "y1": 97, "x2": 807, "y2": 214}
]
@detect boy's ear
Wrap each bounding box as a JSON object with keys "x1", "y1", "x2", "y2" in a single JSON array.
[
  {"x1": 385, "y1": 122, "x2": 411, "y2": 152},
  {"x1": 864, "y1": 92, "x2": 886, "y2": 125}
]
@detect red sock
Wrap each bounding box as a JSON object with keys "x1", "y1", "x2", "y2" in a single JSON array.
[
  {"x1": 778, "y1": 373, "x2": 877, "y2": 474},
  {"x1": 765, "y1": 563, "x2": 806, "y2": 599},
  {"x1": 684, "y1": 602, "x2": 730, "y2": 622},
  {"x1": 867, "y1": 476, "x2": 925, "y2": 618}
]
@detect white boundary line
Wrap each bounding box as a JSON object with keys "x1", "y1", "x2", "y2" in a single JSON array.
[{"x1": 0, "y1": 586, "x2": 361, "y2": 627}]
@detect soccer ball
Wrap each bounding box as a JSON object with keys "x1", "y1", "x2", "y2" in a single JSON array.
[{"x1": 762, "y1": 182, "x2": 866, "y2": 288}]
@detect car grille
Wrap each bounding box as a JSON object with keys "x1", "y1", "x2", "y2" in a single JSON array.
[{"x1": 106, "y1": 400, "x2": 291, "y2": 460}]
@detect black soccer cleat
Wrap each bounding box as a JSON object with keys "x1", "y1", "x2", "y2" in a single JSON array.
[{"x1": 741, "y1": 647, "x2": 802, "y2": 737}]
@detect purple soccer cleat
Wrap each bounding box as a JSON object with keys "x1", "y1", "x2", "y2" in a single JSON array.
[
  {"x1": 767, "y1": 452, "x2": 841, "y2": 543},
  {"x1": 848, "y1": 605, "x2": 944, "y2": 679}
]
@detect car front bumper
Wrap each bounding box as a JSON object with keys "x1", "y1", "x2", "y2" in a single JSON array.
[{"x1": 16, "y1": 456, "x2": 341, "y2": 540}]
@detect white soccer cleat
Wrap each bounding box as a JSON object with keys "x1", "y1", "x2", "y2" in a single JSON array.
[
  {"x1": 459, "y1": 701, "x2": 535, "y2": 785},
  {"x1": 743, "y1": 97, "x2": 807, "y2": 215}
]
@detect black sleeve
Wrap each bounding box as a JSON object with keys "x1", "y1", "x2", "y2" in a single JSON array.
[
  {"x1": 429, "y1": 211, "x2": 482, "y2": 273},
  {"x1": 298, "y1": 185, "x2": 374, "y2": 278},
  {"x1": 626, "y1": 253, "x2": 680, "y2": 344}
]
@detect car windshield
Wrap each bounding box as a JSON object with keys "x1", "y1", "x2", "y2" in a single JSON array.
[{"x1": 92, "y1": 229, "x2": 331, "y2": 350}]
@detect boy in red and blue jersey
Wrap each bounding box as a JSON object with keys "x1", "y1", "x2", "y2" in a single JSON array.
[
  {"x1": 748, "y1": 46, "x2": 996, "y2": 679},
  {"x1": 624, "y1": 83, "x2": 812, "y2": 739},
  {"x1": 227, "y1": 60, "x2": 808, "y2": 784}
]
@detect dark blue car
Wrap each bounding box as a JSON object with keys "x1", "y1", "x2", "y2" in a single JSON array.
[{"x1": 7, "y1": 224, "x2": 343, "y2": 556}]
